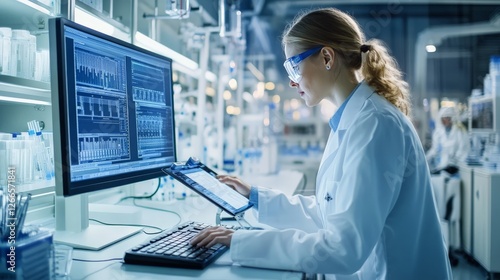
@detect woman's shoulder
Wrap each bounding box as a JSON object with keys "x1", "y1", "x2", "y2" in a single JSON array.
[{"x1": 361, "y1": 92, "x2": 406, "y2": 122}]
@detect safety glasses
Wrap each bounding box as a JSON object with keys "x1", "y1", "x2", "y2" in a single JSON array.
[{"x1": 283, "y1": 46, "x2": 323, "y2": 83}]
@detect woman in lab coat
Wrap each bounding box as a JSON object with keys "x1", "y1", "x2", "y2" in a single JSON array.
[
  {"x1": 426, "y1": 106, "x2": 470, "y2": 265},
  {"x1": 191, "y1": 8, "x2": 452, "y2": 279},
  {"x1": 426, "y1": 106, "x2": 470, "y2": 174}
]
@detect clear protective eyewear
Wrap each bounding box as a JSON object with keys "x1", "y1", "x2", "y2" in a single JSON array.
[{"x1": 283, "y1": 46, "x2": 323, "y2": 83}]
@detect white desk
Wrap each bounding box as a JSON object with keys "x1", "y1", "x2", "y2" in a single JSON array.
[
  {"x1": 241, "y1": 169, "x2": 306, "y2": 196},
  {"x1": 66, "y1": 171, "x2": 305, "y2": 279}
]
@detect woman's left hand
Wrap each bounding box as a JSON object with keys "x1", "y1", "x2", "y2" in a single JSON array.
[{"x1": 190, "y1": 226, "x2": 235, "y2": 248}]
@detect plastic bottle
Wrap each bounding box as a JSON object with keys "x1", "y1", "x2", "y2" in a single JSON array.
[
  {"x1": 490, "y1": 56, "x2": 500, "y2": 96},
  {"x1": 11, "y1": 30, "x2": 30, "y2": 78},
  {"x1": 490, "y1": 55, "x2": 500, "y2": 76},
  {"x1": 28, "y1": 34, "x2": 36, "y2": 79},
  {"x1": 27, "y1": 123, "x2": 52, "y2": 180},
  {"x1": 0, "y1": 27, "x2": 11, "y2": 75},
  {"x1": 8, "y1": 134, "x2": 22, "y2": 184}
]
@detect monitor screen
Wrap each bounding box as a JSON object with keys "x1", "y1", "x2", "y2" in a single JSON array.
[
  {"x1": 470, "y1": 98, "x2": 494, "y2": 131},
  {"x1": 50, "y1": 18, "x2": 176, "y2": 196}
]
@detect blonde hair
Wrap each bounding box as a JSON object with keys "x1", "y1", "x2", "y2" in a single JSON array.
[{"x1": 282, "y1": 8, "x2": 411, "y2": 116}]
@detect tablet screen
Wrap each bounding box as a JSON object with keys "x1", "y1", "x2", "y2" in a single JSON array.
[{"x1": 165, "y1": 166, "x2": 252, "y2": 215}]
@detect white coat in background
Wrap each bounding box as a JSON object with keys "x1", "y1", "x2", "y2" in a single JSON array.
[
  {"x1": 230, "y1": 82, "x2": 452, "y2": 279},
  {"x1": 426, "y1": 108, "x2": 470, "y2": 170}
]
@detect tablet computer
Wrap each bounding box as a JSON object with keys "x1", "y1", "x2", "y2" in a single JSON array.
[{"x1": 162, "y1": 158, "x2": 253, "y2": 216}]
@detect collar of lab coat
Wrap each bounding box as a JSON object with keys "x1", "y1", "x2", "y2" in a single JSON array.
[
  {"x1": 336, "y1": 81, "x2": 376, "y2": 132},
  {"x1": 316, "y1": 81, "x2": 376, "y2": 182}
]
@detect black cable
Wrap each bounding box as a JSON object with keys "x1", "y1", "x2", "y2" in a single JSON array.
[
  {"x1": 118, "y1": 177, "x2": 162, "y2": 203},
  {"x1": 88, "y1": 218, "x2": 164, "y2": 234},
  {"x1": 132, "y1": 199, "x2": 182, "y2": 227}
]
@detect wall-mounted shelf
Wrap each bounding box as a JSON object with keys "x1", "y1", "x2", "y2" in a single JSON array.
[
  {"x1": 0, "y1": 75, "x2": 51, "y2": 105},
  {"x1": 0, "y1": 0, "x2": 54, "y2": 28}
]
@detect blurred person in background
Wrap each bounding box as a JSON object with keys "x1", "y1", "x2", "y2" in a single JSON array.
[
  {"x1": 426, "y1": 106, "x2": 470, "y2": 175},
  {"x1": 426, "y1": 105, "x2": 470, "y2": 266}
]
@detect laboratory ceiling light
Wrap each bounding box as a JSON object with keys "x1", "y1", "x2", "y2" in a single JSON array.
[
  {"x1": 253, "y1": 89, "x2": 264, "y2": 99},
  {"x1": 263, "y1": 117, "x2": 270, "y2": 127},
  {"x1": 426, "y1": 44, "x2": 437, "y2": 53},
  {"x1": 440, "y1": 100, "x2": 456, "y2": 108},
  {"x1": 272, "y1": 94, "x2": 280, "y2": 104},
  {"x1": 265, "y1": 82, "x2": 275, "y2": 91},
  {"x1": 205, "y1": 87, "x2": 215, "y2": 96},
  {"x1": 226, "y1": 105, "x2": 241, "y2": 115},
  {"x1": 0, "y1": 96, "x2": 51, "y2": 106},
  {"x1": 135, "y1": 32, "x2": 198, "y2": 71},
  {"x1": 228, "y1": 79, "x2": 237, "y2": 90},
  {"x1": 223, "y1": 90, "x2": 232, "y2": 100}
]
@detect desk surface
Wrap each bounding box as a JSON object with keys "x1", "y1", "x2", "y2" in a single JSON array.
[
  {"x1": 241, "y1": 169, "x2": 305, "y2": 196},
  {"x1": 67, "y1": 170, "x2": 305, "y2": 280}
]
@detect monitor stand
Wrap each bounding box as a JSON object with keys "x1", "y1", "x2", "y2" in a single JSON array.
[{"x1": 54, "y1": 194, "x2": 141, "y2": 250}]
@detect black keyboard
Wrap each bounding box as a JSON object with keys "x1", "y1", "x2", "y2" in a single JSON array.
[{"x1": 124, "y1": 221, "x2": 234, "y2": 269}]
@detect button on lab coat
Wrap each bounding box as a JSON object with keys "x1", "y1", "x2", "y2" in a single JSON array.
[{"x1": 230, "y1": 82, "x2": 452, "y2": 279}]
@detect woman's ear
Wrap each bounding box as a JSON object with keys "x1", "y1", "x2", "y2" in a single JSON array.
[{"x1": 321, "y1": 47, "x2": 335, "y2": 69}]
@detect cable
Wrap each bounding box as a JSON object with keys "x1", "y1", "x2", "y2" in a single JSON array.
[
  {"x1": 73, "y1": 257, "x2": 123, "y2": 262},
  {"x1": 118, "y1": 177, "x2": 162, "y2": 203},
  {"x1": 78, "y1": 261, "x2": 122, "y2": 280},
  {"x1": 132, "y1": 199, "x2": 182, "y2": 227},
  {"x1": 89, "y1": 218, "x2": 164, "y2": 234}
]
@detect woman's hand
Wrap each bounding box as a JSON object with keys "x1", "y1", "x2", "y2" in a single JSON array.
[
  {"x1": 217, "y1": 175, "x2": 251, "y2": 198},
  {"x1": 190, "y1": 226, "x2": 235, "y2": 248}
]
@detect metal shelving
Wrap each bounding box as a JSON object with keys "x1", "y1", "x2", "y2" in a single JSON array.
[{"x1": 0, "y1": 75, "x2": 51, "y2": 104}]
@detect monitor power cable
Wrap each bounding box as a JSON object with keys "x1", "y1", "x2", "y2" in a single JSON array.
[
  {"x1": 88, "y1": 218, "x2": 165, "y2": 235},
  {"x1": 118, "y1": 177, "x2": 162, "y2": 203}
]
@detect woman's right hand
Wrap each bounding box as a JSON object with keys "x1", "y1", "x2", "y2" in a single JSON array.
[{"x1": 217, "y1": 175, "x2": 251, "y2": 198}]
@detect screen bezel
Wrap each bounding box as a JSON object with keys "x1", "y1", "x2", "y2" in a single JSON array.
[{"x1": 50, "y1": 17, "x2": 176, "y2": 196}]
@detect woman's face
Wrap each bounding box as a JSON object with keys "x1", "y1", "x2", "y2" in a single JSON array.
[
  {"x1": 284, "y1": 44, "x2": 330, "y2": 107},
  {"x1": 441, "y1": 117, "x2": 452, "y2": 128}
]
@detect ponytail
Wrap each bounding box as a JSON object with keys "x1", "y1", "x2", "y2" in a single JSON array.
[
  {"x1": 361, "y1": 39, "x2": 411, "y2": 116},
  {"x1": 282, "y1": 8, "x2": 412, "y2": 117}
]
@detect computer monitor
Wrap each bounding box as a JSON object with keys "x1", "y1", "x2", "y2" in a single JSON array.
[
  {"x1": 49, "y1": 17, "x2": 176, "y2": 250},
  {"x1": 469, "y1": 95, "x2": 500, "y2": 134}
]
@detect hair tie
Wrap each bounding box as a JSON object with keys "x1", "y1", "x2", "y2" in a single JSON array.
[{"x1": 360, "y1": 44, "x2": 371, "y2": 53}]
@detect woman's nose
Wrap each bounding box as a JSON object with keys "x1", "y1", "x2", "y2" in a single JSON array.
[{"x1": 289, "y1": 79, "x2": 298, "y2": 88}]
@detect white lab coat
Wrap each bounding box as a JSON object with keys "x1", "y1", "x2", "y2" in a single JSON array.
[
  {"x1": 426, "y1": 124, "x2": 470, "y2": 170},
  {"x1": 231, "y1": 82, "x2": 452, "y2": 279}
]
